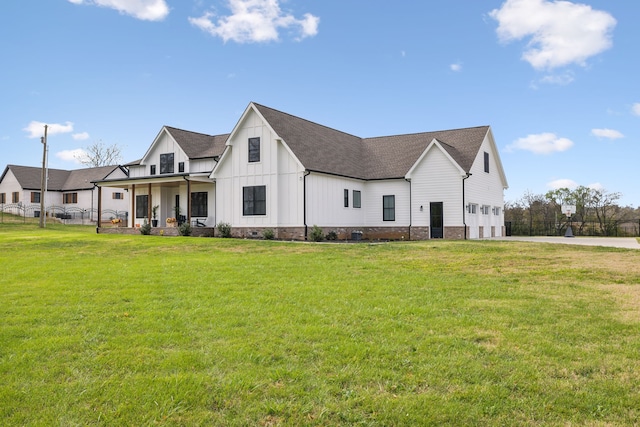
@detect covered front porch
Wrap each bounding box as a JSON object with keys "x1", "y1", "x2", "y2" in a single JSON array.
[{"x1": 95, "y1": 174, "x2": 216, "y2": 231}]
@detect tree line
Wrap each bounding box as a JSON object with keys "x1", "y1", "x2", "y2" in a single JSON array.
[{"x1": 504, "y1": 186, "x2": 640, "y2": 237}]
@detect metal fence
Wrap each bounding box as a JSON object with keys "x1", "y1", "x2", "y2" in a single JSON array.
[
  {"x1": 0, "y1": 203, "x2": 128, "y2": 225},
  {"x1": 505, "y1": 219, "x2": 640, "y2": 237}
]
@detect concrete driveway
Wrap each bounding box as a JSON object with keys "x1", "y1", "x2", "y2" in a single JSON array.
[{"x1": 492, "y1": 236, "x2": 640, "y2": 249}]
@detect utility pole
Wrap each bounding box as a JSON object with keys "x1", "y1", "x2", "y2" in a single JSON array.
[{"x1": 39, "y1": 124, "x2": 48, "y2": 228}]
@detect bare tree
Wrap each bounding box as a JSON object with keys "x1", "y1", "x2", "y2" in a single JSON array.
[{"x1": 76, "y1": 140, "x2": 122, "y2": 167}]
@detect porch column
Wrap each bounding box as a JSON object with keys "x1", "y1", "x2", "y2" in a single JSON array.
[
  {"x1": 186, "y1": 179, "x2": 191, "y2": 223},
  {"x1": 148, "y1": 183, "x2": 152, "y2": 221},
  {"x1": 97, "y1": 186, "x2": 102, "y2": 227},
  {"x1": 131, "y1": 184, "x2": 136, "y2": 227}
]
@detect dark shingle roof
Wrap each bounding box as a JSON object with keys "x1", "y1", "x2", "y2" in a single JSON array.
[
  {"x1": 2, "y1": 164, "x2": 120, "y2": 191},
  {"x1": 253, "y1": 103, "x2": 489, "y2": 180},
  {"x1": 164, "y1": 126, "x2": 228, "y2": 159}
]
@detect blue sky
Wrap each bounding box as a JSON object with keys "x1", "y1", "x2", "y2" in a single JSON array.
[{"x1": 1, "y1": 0, "x2": 638, "y2": 205}]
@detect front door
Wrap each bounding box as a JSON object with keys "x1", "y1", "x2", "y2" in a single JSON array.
[{"x1": 430, "y1": 202, "x2": 443, "y2": 239}]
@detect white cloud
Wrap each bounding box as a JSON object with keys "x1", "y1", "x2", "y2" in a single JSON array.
[
  {"x1": 588, "y1": 182, "x2": 604, "y2": 191},
  {"x1": 56, "y1": 149, "x2": 88, "y2": 164},
  {"x1": 23, "y1": 121, "x2": 74, "y2": 139},
  {"x1": 632, "y1": 103, "x2": 640, "y2": 116},
  {"x1": 591, "y1": 128, "x2": 624, "y2": 140},
  {"x1": 72, "y1": 132, "x2": 90, "y2": 141},
  {"x1": 547, "y1": 179, "x2": 578, "y2": 190},
  {"x1": 189, "y1": 0, "x2": 319, "y2": 43},
  {"x1": 506, "y1": 132, "x2": 574, "y2": 154},
  {"x1": 450, "y1": 63, "x2": 462, "y2": 72},
  {"x1": 68, "y1": 0, "x2": 169, "y2": 21},
  {"x1": 489, "y1": 0, "x2": 616, "y2": 70}
]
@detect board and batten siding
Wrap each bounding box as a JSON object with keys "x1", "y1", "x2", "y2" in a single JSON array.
[
  {"x1": 363, "y1": 180, "x2": 410, "y2": 227},
  {"x1": 305, "y1": 174, "x2": 365, "y2": 227},
  {"x1": 465, "y1": 133, "x2": 506, "y2": 237},
  {"x1": 409, "y1": 145, "x2": 465, "y2": 228},
  {"x1": 213, "y1": 109, "x2": 304, "y2": 227}
]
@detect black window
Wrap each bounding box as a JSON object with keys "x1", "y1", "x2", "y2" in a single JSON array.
[
  {"x1": 178, "y1": 162, "x2": 185, "y2": 173},
  {"x1": 383, "y1": 195, "x2": 395, "y2": 221},
  {"x1": 136, "y1": 195, "x2": 149, "y2": 218},
  {"x1": 353, "y1": 190, "x2": 361, "y2": 208},
  {"x1": 150, "y1": 165, "x2": 156, "y2": 175},
  {"x1": 344, "y1": 189, "x2": 349, "y2": 207},
  {"x1": 160, "y1": 153, "x2": 174, "y2": 174},
  {"x1": 31, "y1": 192, "x2": 41, "y2": 203},
  {"x1": 191, "y1": 192, "x2": 208, "y2": 217},
  {"x1": 484, "y1": 152, "x2": 489, "y2": 173},
  {"x1": 243, "y1": 185, "x2": 266, "y2": 216},
  {"x1": 248, "y1": 137, "x2": 260, "y2": 163}
]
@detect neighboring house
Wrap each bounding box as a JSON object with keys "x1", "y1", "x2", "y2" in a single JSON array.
[
  {"x1": 96, "y1": 102, "x2": 508, "y2": 239},
  {"x1": 0, "y1": 164, "x2": 129, "y2": 222}
]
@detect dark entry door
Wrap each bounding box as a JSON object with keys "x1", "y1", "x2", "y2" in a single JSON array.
[{"x1": 430, "y1": 202, "x2": 443, "y2": 239}]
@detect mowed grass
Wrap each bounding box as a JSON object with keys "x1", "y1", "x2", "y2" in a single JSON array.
[{"x1": 1, "y1": 224, "x2": 639, "y2": 426}]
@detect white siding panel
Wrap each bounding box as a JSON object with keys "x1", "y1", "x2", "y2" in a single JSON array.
[
  {"x1": 306, "y1": 174, "x2": 365, "y2": 226},
  {"x1": 363, "y1": 180, "x2": 410, "y2": 226}
]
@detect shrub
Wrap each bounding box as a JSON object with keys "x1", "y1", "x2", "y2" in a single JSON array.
[
  {"x1": 326, "y1": 230, "x2": 338, "y2": 241},
  {"x1": 139, "y1": 220, "x2": 151, "y2": 235},
  {"x1": 217, "y1": 222, "x2": 232, "y2": 238},
  {"x1": 262, "y1": 228, "x2": 275, "y2": 240},
  {"x1": 309, "y1": 225, "x2": 324, "y2": 242},
  {"x1": 178, "y1": 222, "x2": 192, "y2": 236}
]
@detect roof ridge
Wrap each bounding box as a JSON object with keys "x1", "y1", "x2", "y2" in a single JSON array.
[
  {"x1": 164, "y1": 125, "x2": 230, "y2": 139},
  {"x1": 364, "y1": 125, "x2": 490, "y2": 141},
  {"x1": 253, "y1": 102, "x2": 363, "y2": 140}
]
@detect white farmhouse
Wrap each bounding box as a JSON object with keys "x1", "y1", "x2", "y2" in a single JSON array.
[
  {"x1": 97, "y1": 102, "x2": 508, "y2": 239},
  {"x1": 0, "y1": 164, "x2": 128, "y2": 222}
]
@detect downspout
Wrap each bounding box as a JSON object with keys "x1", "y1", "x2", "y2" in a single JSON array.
[
  {"x1": 405, "y1": 178, "x2": 411, "y2": 241},
  {"x1": 462, "y1": 172, "x2": 472, "y2": 240},
  {"x1": 303, "y1": 170, "x2": 311, "y2": 240}
]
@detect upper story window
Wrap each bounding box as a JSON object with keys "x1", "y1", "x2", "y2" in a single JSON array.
[
  {"x1": 344, "y1": 189, "x2": 349, "y2": 207},
  {"x1": 178, "y1": 162, "x2": 185, "y2": 173},
  {"x1": 467, "y1": 203, "x2": 478, "y2": 214},
  {"x1": 481, "y1": 205, "x2": 490, "y2": 215},
  {"x1": 160, "y1": 153, "x2": 174, "y2": 174},
  {"x1": 248, "y1": 137, "x2": 261, "y2": 163},
  {"x1": 353, "y1": 190, "x2": 361, "y2": 208},
  {"x1": 484, "y1": 152, "x2": 490, "y2": 173},
  {"x1": 383, "y1": 195, "x2": 395, "y2": 221},
  {"x1": 150, "y1": 165, "x2": 156, "y2": 175}
]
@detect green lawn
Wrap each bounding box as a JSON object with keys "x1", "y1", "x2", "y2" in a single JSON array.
[{"x1": 1, "y1": 224, "x2": 639, "y2": 426}]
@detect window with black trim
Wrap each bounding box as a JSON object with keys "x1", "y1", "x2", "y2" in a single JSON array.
[
  {"x1": 191, "y1": 192, "x2": 208, "y2": 217},
  {"x1": 31, "y1": 192, "x2": 41, "y2": 203},
  {"x1": 248, "y1": 137, "x2": 260, "y2": 163},
  {"x1": 136, "y1": 195, "x2": 149, "y2": 218},
  {"x1": 484, "y1": 152, "x2": 489, "y2": 173},
  {"x1": 12, "y1": 192, "x2": 19, "y2": 203},
  {"x1": 63, "y1": 193, "x2": 78, "y2": 204},
  {"x1": 0, "y1": 193, "x2": 5, "y2": 204},
  {"x1": 243, "y1": 185, "x2": 266, "y2": 216},
  {"x1": 160, "y1": 153, "x2": 174, "y2": 174},
  {"x1": 344, "y1": 189, "x2": 349, "y2": 207},
  {"x1": 150, "y1": 165, "x2": 156, "y2": 175},
  {"x1": 353, "y1": 190, "x2": 361, "y2": 208},
  {"x1": 178, "y1": 162, "x2": 185, "y2": 173},
  {"x1": 383, "y1": 195, "x2": 395, "y2": 221}
]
